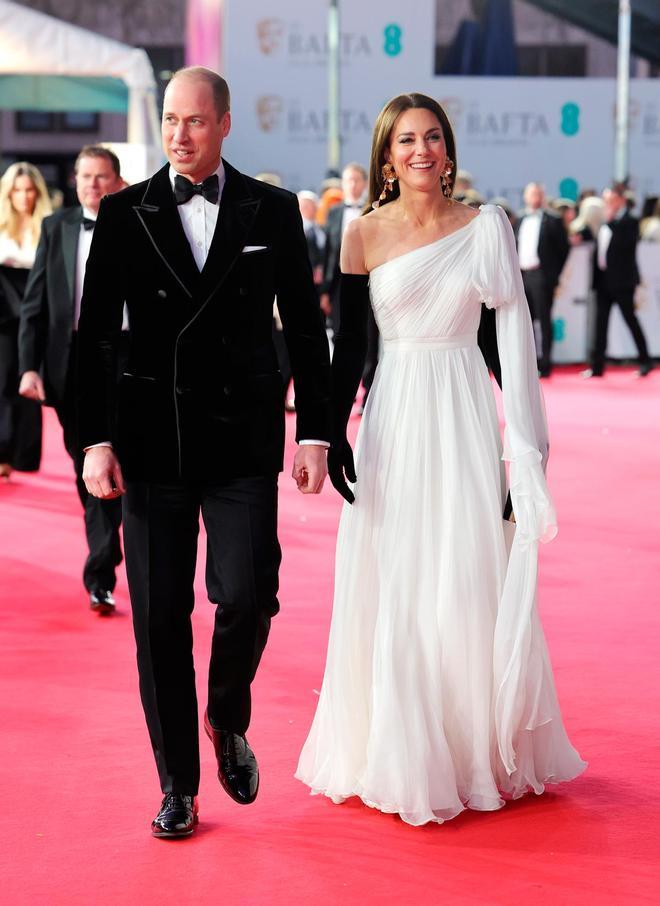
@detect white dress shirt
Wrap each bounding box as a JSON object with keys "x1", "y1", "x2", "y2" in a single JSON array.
[
  {"x1": 517, "y1": 209, "x2": 543, "y2": 270},
  {"x1": 597, "y1": 208, "x2": 626, "y2": 270},
  {"x1": 170, "y1": 161, "x2": 225, "y2": 270},
  {"x1": 341, "y1": 203, "x2": 363, "y2": 236}
]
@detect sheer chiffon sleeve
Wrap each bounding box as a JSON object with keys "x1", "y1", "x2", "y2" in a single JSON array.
[{"x1": 475, "y1": 204, "x2": 560, "y2": 775}]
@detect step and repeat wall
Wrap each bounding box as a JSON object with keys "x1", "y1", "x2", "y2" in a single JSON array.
[{"x1": 221, "y1": 0, "x2": 660, "y2": 360}]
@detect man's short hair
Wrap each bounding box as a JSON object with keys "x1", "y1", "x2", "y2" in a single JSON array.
[
  {"x1": 342, "y1": 162, "x2": 368, "y2": 181},
  {"x1": 75, "y1": 145, "x2": 121, "y2": 177},
  {"x1": 170, "y1": 66, "x2": 231, "y2": 119}
]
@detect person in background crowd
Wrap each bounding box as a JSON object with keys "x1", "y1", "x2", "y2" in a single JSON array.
[
  {"x1": 316, "y1": 175, "x2": 343, "y2": 227},
  {"x1": 552, "y1": 198, "x2": 577, "y2": 232},
  {"x1": 462, "y1": 188, "x2": 485, "y2": 209},
  {"x1": 0, "y1": 162, "x2": 52, "y2": 480},
  {"x1": 640, "y1": 198, "x2": 660, "y2": 242},
  {"x1": 18, "y1": 146, "x2": 126, "y2": 614},
  {"x1": 321, "y1": 162, "x2": 368, "y2": 333},
  {"x1": 453, "y1": 168, "x2": 473, "y2": 195},
  {"x1": 298, "y1": 190, "x2": 326, "y2": 285},
  {"x1": 321, "y1": 163, "x2": 379, "y2": 410},
  {"x1": 515, "y1": 182, "x2": 569, "y2": 378},
  {"x1": 254, "y1": 172, "x2": 283, "y2": 188},
  {"x1": 570, "y1": 195, "x2": 604, "y2": 245},
  {"x1": 582, "y1": 184, "x2": 653, "y2": 379},
  {"x1": 489, "y1": 196, "x2": 517, "y2": 229}
]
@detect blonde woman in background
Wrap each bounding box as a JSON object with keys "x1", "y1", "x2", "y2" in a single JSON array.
[{"x1": 0, "y1": 162, "x2": 52, "y2": 479}]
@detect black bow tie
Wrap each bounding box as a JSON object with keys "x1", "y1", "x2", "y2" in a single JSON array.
[
  {"x1": 174, "y1": 173, "x2": 219, "y2": 206},
  {"x1": 82, "y1": 217, "x2": 96, "y2": 231}
]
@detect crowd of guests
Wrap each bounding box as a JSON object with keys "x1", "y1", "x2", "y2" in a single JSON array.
[
  {"x1": 0, "y1": 148, "x2": 657, "y2": 616},
  {"x1": 290, "y1": 165, "x2": 657, "y2": 382}
]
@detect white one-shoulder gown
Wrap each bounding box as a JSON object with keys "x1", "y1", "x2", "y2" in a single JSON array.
[{"x1": 296, "y1": 205, "x2": 586, "y2": 826}]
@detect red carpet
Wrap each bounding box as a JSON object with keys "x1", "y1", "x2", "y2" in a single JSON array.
[{"x1": 1, "y1": 367, "x2": 659, "y2": 904}]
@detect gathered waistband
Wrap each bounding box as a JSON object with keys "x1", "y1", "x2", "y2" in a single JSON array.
[{"x1": 382, "y1": 333, "x2": 477, "y2": 352}]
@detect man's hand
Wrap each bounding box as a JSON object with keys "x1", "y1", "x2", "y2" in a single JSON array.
[
  {"x1": 18, "y1": 370, "x2": 45, "y2": 402},
  {"x1": 292, "y1": 444, "x2": 327, "y2": 494},
  {"x1": 83, "y1": 447, "x2": 126, "y2": 499}
]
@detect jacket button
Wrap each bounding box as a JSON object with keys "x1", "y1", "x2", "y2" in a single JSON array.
[
  {"x1": 239, "y1": 287, "x2": 248, "y2": 296},
  {"x1": 223, "y1": 385, "x2": 231, "y2": 396},
  {"x1": 175, "y1": 386, "x2": 184, "y2": 395},
  {"x1": 157, "y1": 289, "x2": 167, "y2": 298}
]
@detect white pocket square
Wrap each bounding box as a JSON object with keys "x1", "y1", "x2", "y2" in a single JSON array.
[{"x1": 242, "y1": 245, "x2": 268, "y2": 253}]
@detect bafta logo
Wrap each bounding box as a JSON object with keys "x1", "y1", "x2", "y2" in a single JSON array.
[
  {"x1": 257, "y1": 18, "x2": 285, "y2": 55},
  {"x1": 256, "y1": 96, "x2": 284, "y2": 132},
  {"x1": 440, "y1": 97, "x2": 463, "y2": 129}
]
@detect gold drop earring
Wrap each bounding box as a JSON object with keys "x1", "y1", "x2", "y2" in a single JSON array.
[
  {"x1": 373, "y1": 162, "x2": 397, "y2": 209},
  {"x1": 441, "y1": 158, "x2": 454, "y2": 198}
]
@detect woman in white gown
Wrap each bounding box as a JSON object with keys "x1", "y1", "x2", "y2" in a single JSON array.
[{"x1": 296, "y1": 93, "x2": 586, "y2": 826}]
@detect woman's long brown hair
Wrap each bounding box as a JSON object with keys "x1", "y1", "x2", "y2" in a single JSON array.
[{"x1": 365, "y1": 93, "x2": 457, "y2": 213}]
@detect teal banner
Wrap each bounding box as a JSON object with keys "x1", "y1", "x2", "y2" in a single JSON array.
[{"x1": 0, "y1": 74, "x2": 128, "y2": 112}]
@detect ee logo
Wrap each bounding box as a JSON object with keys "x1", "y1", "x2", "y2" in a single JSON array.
[
  {"x1": 553, "y1": 318, "x2": 566, "y2": 342},
  {"x1": 383, "y1": 23, "x2": 402, "y2": 57},
  {"x1": 560, "y1": 102, "x2": 580, "y2": 136}
]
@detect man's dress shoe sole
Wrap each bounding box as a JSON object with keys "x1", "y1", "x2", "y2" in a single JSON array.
[{"x1": 151, "y1": 813, "x2": 199, "y2": 838}]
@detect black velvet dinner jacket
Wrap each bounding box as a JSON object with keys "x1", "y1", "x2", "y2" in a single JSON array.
[
  {"x1": 19, "y1": 206, "x2": 84, "y2": 405},
  {"x1": 76, "y1": 160, "x2": 331, "y2": 482}
]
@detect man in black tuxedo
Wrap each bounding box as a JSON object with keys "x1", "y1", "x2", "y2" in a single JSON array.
[
  {"x1": 515, "y1": 183, "x2": 569, "y2": 377},
  {"x1": 77, "y1": 67, "x2": 331, "y2": 838},
  {"x1": 18, "y1": 146, "x2": 125, "y2": 614},
  {"x1": 320, "y1": 163, "x2": 380, "y2": 409},
  {"x1": 583, "y1": 185, "x2": 652, "y2": 378}
]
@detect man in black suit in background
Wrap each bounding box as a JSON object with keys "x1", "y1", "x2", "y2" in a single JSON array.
[
  {"x1": 582, "y1": 185, "x2": 653, "y2": 378},
  {"x1": 515, "y1": 182, "x2": 569, "y2": 377},
  {"x1": 18, "y1": 146, "x2": 125, "y2": 614},
  {"x1": 77, "y1": 67, "x2": 331, "y2": 838}
]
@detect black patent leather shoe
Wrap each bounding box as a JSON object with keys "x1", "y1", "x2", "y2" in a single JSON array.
[
  {"x1": 151, "y1": 793, "x2": 199, "y2": 838},
  {"x1": 636, "y1": 361, "x2": 655, "y2": 378},
  {"x1": 89, "y1": 588, "x2": 115, "y2": 615},
  {"x1": 204, "y1": 710, "x2": 259, "y2": 804}
]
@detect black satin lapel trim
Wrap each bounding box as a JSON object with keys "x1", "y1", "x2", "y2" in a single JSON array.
[
  {"x1": 132, "y1": 203, "x2": 200, "y2": 299},
  {"x1": 61, "y1": 214, "x2": 80, "y2": 309},
  {"x1": 198, "y1": 194, "x2": 261, "y2": 299}
]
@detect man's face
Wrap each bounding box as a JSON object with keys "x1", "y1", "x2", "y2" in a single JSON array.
[
  {"x1": 162, "y1": 76, "x2": 231, "y2": 183},
  {"x1": 342, "y1": 167, "x2": 367, "y2": 205},
  {"x1": 298, "y1": 197, "x2": 317, "y2": 222},
  {"x1": 524, "y1": 185, "x2": 544, "y2": 210},
  {"x1": 75, "y1": 156, "x2": 122, "y2": 214},
  {"x1": 603, "y1": 188, "x2": 625, "y2": 216}
]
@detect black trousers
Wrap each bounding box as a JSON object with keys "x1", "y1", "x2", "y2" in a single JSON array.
[
  {"x1": 522, "y1": 268, "x2": 555, "y2": 373},
  {"x1": 590, "y1": 287, "x2": 650, "y2": 375},
  {"x1": 122, "y1": 475, "x2": 281, "y2": 795},
  {"x1": 0, "y1": 318, "x2": 42, "y2": 471},
  {"x1": 55, "y1": 394, "x2": 123, "y2": 592}
]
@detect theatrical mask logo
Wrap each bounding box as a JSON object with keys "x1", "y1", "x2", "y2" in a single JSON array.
[
  {"x1": 439, "y1": 97, "x2": 463, "y2": 132},
  {"x1": 257, "y1": 18, "x2": 285, "y2": 55},
  {"x1": 256, "y1": 96, "x2": 284, "y2": 132},
  {"x1": 255, "y1": 17, "x2": 371, "y2": 63}
]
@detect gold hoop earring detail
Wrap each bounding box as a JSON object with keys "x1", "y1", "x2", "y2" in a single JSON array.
[
  {"x1": 441, "y1": 158, "x2": 454, "y2": 198},
  {"x1": 373, "y1": 162, "x2": 397, "y2": 209}
]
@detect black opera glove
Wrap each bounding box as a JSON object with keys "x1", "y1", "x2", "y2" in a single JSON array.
[
  {"x1": 329, "y1": 273, "x2": 370, "y2": 504},
  {"x1": 328, "y1": 439, "x2": 357, "y2": 504}
]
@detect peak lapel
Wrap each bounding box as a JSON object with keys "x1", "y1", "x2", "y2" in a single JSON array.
[
  {"x1": 61, "y1": 208, "x2": 81, "y2": 310},
  {"x1": 132, "y1": 165, "x2": 200, "y2": 298},
  {"x1": 199, "y1": 162, "x2": 261, "y2": 302}
]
